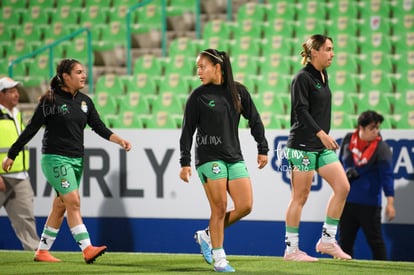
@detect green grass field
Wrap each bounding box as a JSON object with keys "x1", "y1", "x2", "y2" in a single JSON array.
[{"x1": 1, "y1": 250, "x2": 413, "y2": 274}]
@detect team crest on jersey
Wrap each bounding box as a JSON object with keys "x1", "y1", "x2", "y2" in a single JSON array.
[
  {"x1": 61, "y1": 178, "x2": 70, "y2": 188},
  {"x1": 301, "y1": 156, "x2": 310, "y2": 167},
  {"x1": 81, "y1": 101, "x2": 88, "y2": 113},
  {"x1": 211, "y1": 163, "x2": 221, "y2": 174}
]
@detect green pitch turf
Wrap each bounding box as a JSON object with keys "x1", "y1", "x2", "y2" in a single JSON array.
[{"x1": 0, "y1": 250, "x2": 413, "y2": 274}]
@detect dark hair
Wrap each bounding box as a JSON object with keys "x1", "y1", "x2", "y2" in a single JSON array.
[
  {"x1": 357, "y1": 110, "x2": 384, "y2": 127},
  {"x1": 300, "y1": 34, "x2": 333, "y2": 65},
  {"x1": 40, "y1": 58, "x2": 81, "y2": 102},
  {"x1": 199, "y1": 49, "x2": 241, "y2": 113}
]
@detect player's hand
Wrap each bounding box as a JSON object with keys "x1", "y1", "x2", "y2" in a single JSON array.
[
  {"x1": 257, "y1": 154, "x2": 268, "y2": 169},
  {"x1": 120, "y1": 139, "x2": 132, "y2": 151},
  {"x1": 317, "y1": 130, "x2": 339, "y2": 150},
  {"x1": 2, "y1": 157, "x2": 13, "y2": 173},
  {"x1": 179, "y1": 166, "x2": 192, "y2": 183}
]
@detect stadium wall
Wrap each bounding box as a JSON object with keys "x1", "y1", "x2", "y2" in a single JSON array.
[{"x1": 1, "y1": 129, "x2": 413, "y2": 261}]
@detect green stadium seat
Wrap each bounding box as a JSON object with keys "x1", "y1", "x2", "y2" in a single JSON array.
[
  {"x1": 325, "y1": 0, "x2": 358, "y2": 20},
  {"x1": 293, "y1": 16, "x2": 327, "y2": 44},
  {"x1": 95, "y1": 74, "x2": 125, "y2": 98},
  {"x1": 332, "y1": 111, "x2": 356, "y2": 129},
  {"x1": 124, "y1": 73, "x2": 158, "y2": 104},
  {"x1": 259, "y1": 52, "x2": 292, "y2": 75},
  {"x1": 13, "y1": 22, "x2": 44, "y2": 50},
  {"x1": 330, "y1": 70, "x2": 358, "y2": 97},
  {"x1": 21, "y1": 5, "x2": 51, "y2": 26},
  {"x1": 325, "y1": 16, "x2": 358, "y2": 37},
  {"x1": 265, "y1": 1, "x2": 296, "y2": 20},
  {"x1": 1, "y1": 5, "x2": 23, "y2": 26},
  {"x1": 202, "y1": 19, "x2": 232, "y2": 40},
  {"x1": 331, "y1": 52, "x2": 358, "y2": 73},
  {"x1": 201, "y1": 37, "x2": 230, "y2": 54},
  {"x1": 79, "y1": 5, "x2": 109, "y2": 30},
  {"x1": 111, "y1": 111, "x2": 144, "y2": 129},
  {"x1": 107, "y1": 4, "x2": 133, "y2": 23},
  {"x1": 330, "y1": 33, "x2": 359, "y2": 55},
  {"x1": 136, "y1": 2, "x2": 162, "y2": 30},
  {"x1": 145, "y1": 111, "x2": 178, "y2": 129},
  {"x1": 236, "y1": 2, "x2": 266, "y2": 22},
  {"x1": 260, "y1": 111, "x2": 283, "y2": 129},
  {"x1": 357, "y1": 91, "x2": 393, "y2": 115},
  {"x1": 151, "y1": 92, "x2": 183, "y2": 118},
  {"x1": 134, "y1": 54, "x2": 163, "y2": 76},
  {"x1": 55, "y1": 0, "x2": 84, "y2": 8},
  {"x1": 118, "y1": 92, "x2": 151, "y2": 115},
  {"x1": 359, "y1": 51, "x2": 394, "y2": 75},
  {"x1": 65, "y1": 36, "x2": 94, "y2": 66},
  {"x1": 253, "y1": 91, "x2": 285, "y2": 115},
  {"x1": 168, "y1": 37, "x2": 199, "y2": 57},
  {"x1": 393, "y1": 32, "x2": 414, "y2": 54},
  {"x1": 158, "y1": 73, "x2": 191, "y2": 106},
  {"x1": 54, "y1": 5, "x2": 81, "y2": 32},
  {"x1": 394, "y1": 111, "x2": 414, "y2": 129},
  {"x1": 27, "y1": 54, "x2": 57, "y2": 79},
  {"x1": 231, "y1": 54, "x2": 259, "y2": 76},
  {"x1": 295, "y1": 0, "x2": 327, "y2": 18},
  {"x1": 262, "y1": 23, "x2": 294, "y2": 55},
  {"x1": 229, "y1": 36, "x2": 261, "y2": 57},
  {"x1": 92, "y1": 92, "x2": 119, "y2": 115},
  {"x1": 331, "y1": 91, "x2": 356, "y2": 113},
  {"x1": 357, "y1": 32, "x2": 393, "y2": 55},
  {"x1": 163, "y1": 54, "x2": 195, "y2": 77},
  {"x1": 233, "y1": 18, "x2": 263, "y2": 39}
]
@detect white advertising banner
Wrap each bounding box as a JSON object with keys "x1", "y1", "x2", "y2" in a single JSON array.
[{"x1": 1, "y1": 129, "x2": 413, "y2": 224}]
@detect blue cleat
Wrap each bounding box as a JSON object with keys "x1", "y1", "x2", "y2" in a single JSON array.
[{"x1": 194, "y1": 229, "x2": 212, "y2": 264}]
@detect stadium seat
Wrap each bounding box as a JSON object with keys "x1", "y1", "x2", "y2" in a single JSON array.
[
  {"x1": 392, "y1": 32, "x2": 414, "y2": 54},
  {"x1": 111, "y1": 111, "x2": 144, "y2": 129},
  {"x1": 94, "y1": 21, "x2": 127, "y2": 66},
  {"x1": 168, "y1": 37, "x2": 199, "y2": 57},
  {"x1": 256, "y1": 71, "x2": 290, "y2": 111},
  {"x1": 394, "y1": 111, "x2": 414, "y2": 129},
  {"x1": 295, "y1": 0, "x2": 327, "y2": 18},
  {"x1": 21, "y1": 5, "x2": 51, "y2": 27},
  {"x1": 163, "y1": 54, "x2": 195, "y2": 77},
  {"x1": 92, "y1": 92, "x2": 119, "y2": 115},
  {"x1": 200, "y1": 0, "x2": 226, "y2": 15},
  {"x1": 331, "y1": 52, "x2": 358, "y2": 73},
  {"x1": 357, "y1": 91, "x2": 393, "y2": 115},
  {"x1": 202, "y1": 19, "x2": 232, "y2": 40},
  {"x1": 158, "y1": 73, "x2": 190, "y2": 106},
  {"x1": 325, "y1": 0, "x2": 358, "y2": 21},
  {"x1": 145, "y1": 111, "x2": 178, "y2": 129},
  {"x1": 261, "y1": 34, "x2": 294, "y2": 57},
  {"x1": 236, "y1": 2, "x2": 266, "y2": 22},
  {"x1": 332, "y1": 111, "x2": 356, "y2": 129},
  {"x1": 253, "y1": 91, "x2": 285, "y2": 115},
  {"x1": 330, "y1": 33, "x2": 359, "y2": 55},
  {"x1": 233, "y1": 18, "x2": 263, "y2": 39},
  {"x1": 259, "y1": 52, "x2": 292, "y2": 75},
  {"x1": 357, "y1": 32, "x2": 393, "y2": 55},
  {"x1": 54, "y1": 5, "x2": 81, "y2": 32},
  {"x1": 229, "y1": 36, "x2": 261, "y2": 57},
  {"x1": 231, "y1": 54, "x2": 259, "y2": 75},
  {"x1": 260, "y1": 111, "x2": 283, "y2": 129},
  {"x1": 133, "y1": 54, "x2": 163, "y2": 76},
  {"x1": 65, "y1": 36, "x2": 94, "y2": 67},
  {"x1": 124, "y1": 73, "x2": 158, "y2": 103},
  {"x1": 201, "y1": 36, "x2": 230, "y2": 54},
  {"x1": 107, "y1": 4, "x2": 132, "y2": 24},
  {"x1": 151, "y1": 91, "x2": 183, "y2": 118},
  {"x1": 13, "y1": 22, "x2": 44, "y2": 50},
  {"x1": 330, "y1": 70, "x2": 358, "y2": 97},
  {"x1": 94, "y1": 74, "x2": 125, "y2": 104},
  {"x1": 167, "y1": 0, "x2": 196, "y2": 32},
  {"x1": 79, "y1": 5, "x2": 109, "y2": 31},
  {"x1": 293, "y1": 16, "x2": 327, "y2": 44},
  {"x1": 325, "y1": 16, "x2": 358, "y2": 37},
  {"x1": 1, "y1": 5, "x2": 23, "y2": 26},
  {"x1": 27, "y1": 54, "x2": 57, "y2": 79},
  {"x1": 331, "y1": 91, "x2": 356, "y2": 113},
  {"x1": 359, "y1": 51, "x2": 393, "y2": 75},
  {"x1": 265, "y1": 1, "x2": 296, "y2": 21},
  {"x1": 118, "y1": 92, "x2": 151, "y2": 115}
]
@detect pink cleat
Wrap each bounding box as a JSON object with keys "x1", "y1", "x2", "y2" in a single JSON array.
[
  {"x1": 284, "y1": 249, "x2": 319, "y2": 262},
  {"x1": 315, "y1": 239, "x2": 352, "y2": 260}
]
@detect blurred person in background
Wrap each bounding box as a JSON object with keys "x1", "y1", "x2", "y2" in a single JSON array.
[
  {"x1": 0, "y1": 77, "x2": 39, "y2": 251},
  {"x1": 338, "y1": 110, "x2": 395, "y2": 260}
]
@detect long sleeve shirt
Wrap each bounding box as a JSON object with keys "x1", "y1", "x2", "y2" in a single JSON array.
[
  {"x1": 339, "y1": 133, "x2": 395, "y2": 207},
  {"x1": 8, "y1": 88, "x2": 113, "y2": 160},
  {"x1": 180, "y1": 82, "x2": 269, "y2": 167},
  {"x1": 287, "y1": 63, "x2": 332, "y2": 151}
]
